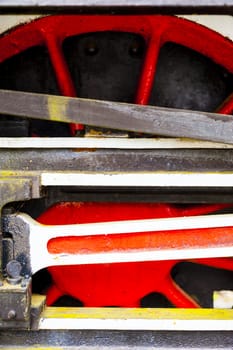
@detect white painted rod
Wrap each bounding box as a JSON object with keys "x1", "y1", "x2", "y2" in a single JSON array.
[
  {"x1": 0, "y1": 137, "x2": 232, "y2": 149},
  {"x1": 21, "y1": 212, "x2": 233, "y2": 239},
  {"x1": 41, "y1": 172, "x2": 233, "y2": 187}
]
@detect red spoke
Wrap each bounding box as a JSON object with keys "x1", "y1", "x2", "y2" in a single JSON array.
[
  {"x1": 42, "y1": 32, "x2": 84, "y2": 135},
  {"x1": 42, "y1": 33, "x2": 75, "y2": 97},
  {"x1": 217, "y1": 93, "x2": 233, "y2": 115},
  {"x1": 162, "y1": 276, "x2": 200, "y2": 308},
  {"x1": 135, "y1": 37, "x2": 162, "y2": 105},
  {"x1": 46, "y1": 283, "x2": 64, "y2": 306}
]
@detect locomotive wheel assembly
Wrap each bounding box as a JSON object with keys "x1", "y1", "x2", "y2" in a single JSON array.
[
  {"x1": 37, "y1": 202, "x2": 233, "y2": 308},
  {"x1": 0, "y1": 10, "x2": 232, "y2": 337},
  {"x1": 0, "y1": 15, "x2": 232, "y2": 136}
]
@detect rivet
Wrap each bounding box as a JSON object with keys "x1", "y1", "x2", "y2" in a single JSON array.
[{"x1": 8, "y1": 310, "x2": 16, "y2": 319}]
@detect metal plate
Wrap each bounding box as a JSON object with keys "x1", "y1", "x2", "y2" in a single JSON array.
[{"x1": 0, "y1": 0, "x2": 233, "y2": 15}]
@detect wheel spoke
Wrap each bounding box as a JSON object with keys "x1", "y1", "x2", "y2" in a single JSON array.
[
  {"x1": 43, "y1": 33, "x2": 84, "y2": 135},
  {"x1": 46, "y1": 283, "x2": 64, "y2": 306},
  {"x1": 135, "y1": 36, "x2": 163, "y2": 105},
  {"x1": 162, "y1": 276, "x2": 200, "y2": 308},
  {"x1": 217, "y1": 93, "x2": 233, "y2": 115}
]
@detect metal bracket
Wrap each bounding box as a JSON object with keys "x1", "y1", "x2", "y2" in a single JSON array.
[
  {"x1": 0, "y1": 278, "x2": 31, "y2": 329},
  {"x1": 0, "y1": 175, "x2": 41, "y2": 274},
  {"x1": 0, "y1": 176, "x2": 40, "y2": 210},
  {"x1": 0, "y1": 176, "x2": 41, "y2": 329},
  {"x1": 2, "y1": 215, "x2": 31, "y2": 276}
]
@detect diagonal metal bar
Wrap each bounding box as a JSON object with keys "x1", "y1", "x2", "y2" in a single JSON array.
[{"x1": 0, "y1": 89, "x2": 233, "y2": 144}]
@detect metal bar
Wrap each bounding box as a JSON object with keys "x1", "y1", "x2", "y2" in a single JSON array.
[
  {"x1": 1, "y1": 0, "x2": 233, "y2": 5},
  {"x1": 41, "y1": 172, "x2": 233, "y2": 187},
  {"x1": 20, "y1": 212, "x2": 233, "y2": 236},
  {"x1": 0, "y1": 0, "x2": 232, "y2": 9},
  {"x1": 38, "y1": 307, "x2": 233, "y2": 331},
  {"x1": 5, "y1": 212, "x2": 233, "y2": 273},
  {"x1": 0, "y1": 137, "x2": 232, "y2": 149},
  {"x1": 1, "y1": 329, "x2": 233, "y2": 349},
  {"x1": 1, "y1": 90, "x2": 233, "y2": 144},
  {"x1": 4, "y1": 171, "x2": 233, "y2": 188},
  {"x1": 2, "y1": 148, "x2": 233, "y2": 173}
]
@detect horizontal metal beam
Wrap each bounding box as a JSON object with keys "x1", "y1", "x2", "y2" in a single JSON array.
[
  {"x1": 2, "y1": 144, "x2": 233, "y2": 203},
  {"x1": 2, "y1": 297, "x2": 233, "y2": 346},
  {"x1": 1, "y1": 329, "x2": 233, "y2": 349},
  {"x1": 2, "y1": 148, "x2": 233, "y2": 172},
  {"x1": 0, "y1": 0, "x2": 232, "y2": 11},
  {"x1": 39, "y1": 307, "x2": 233, "y2": 331},
  {"x1": 2, "y1": 148, "x2": 233, "y2": 202},
  {"x1": 1, "y1": 297, "x2": 233, "y2": 347},
  {"x1": 1, "y1": 0, "x2": 233, "y2": 5},
  {"x1": 0, "y1": 137, "x2": 232, "y2": 149},
  {"x1": 41, "y1": 172, "x2": 233, "y2": 188},
  {"x1": 4, "y1": 170, "x2": 233, "y2": 188}
]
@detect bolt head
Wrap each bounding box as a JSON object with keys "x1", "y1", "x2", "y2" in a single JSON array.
[
  {"x1": 8, "y1": 310, "x2": 16, "y2": 319},
  {"x1": 6, "y1": 260, "x2": 22, "y2": 279}
]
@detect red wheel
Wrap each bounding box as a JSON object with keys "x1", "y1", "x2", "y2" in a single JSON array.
[
  {"x1": 0, "y1": 15, "x2": 232, "y2": 135},
  {"x1": 38, "y1": 202, "x2": 233, "y2": 308},
  {"x1": 1, "y1": 15, "x2": 232, "y2": 307}
]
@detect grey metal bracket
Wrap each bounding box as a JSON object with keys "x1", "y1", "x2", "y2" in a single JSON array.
[
  {"x1": 0, "y1": 175, "x2": 41, "y2": 272},
  {"x1": 2, "y1": 214, "x2": 32, "y2": 277},
  {"x1": 0, "y1": 176, "x2": 41, "y2": 329},
  {"x1": 0, "y1": 278, "x2": 31, "y2": 329},
  {"x1": 0, "y1": 176, "x2": 40, "y2": 211}
]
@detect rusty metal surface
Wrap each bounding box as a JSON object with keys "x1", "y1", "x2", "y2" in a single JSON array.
[
  {"x1": 0, "y1": 177, "x2": 41, "y2": 279},
  {"x1": 3, "y1": 214, "x2": 32, "y2": 276},
  {"x1": 2, "y1": 148, "x2": 233, "y2": 172},
  {"x1": 0, "y1": 329, "x2": 233, "y2": 349},
  {"x1": 0, "y1": 177, "x2": 41, "y2": 329},
  {"x1": 2, "y1": 148, "x2": 233, "y2": 202},
  {"x1": 0, "y1": 177, "x2": 40, "y2": 205}
]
